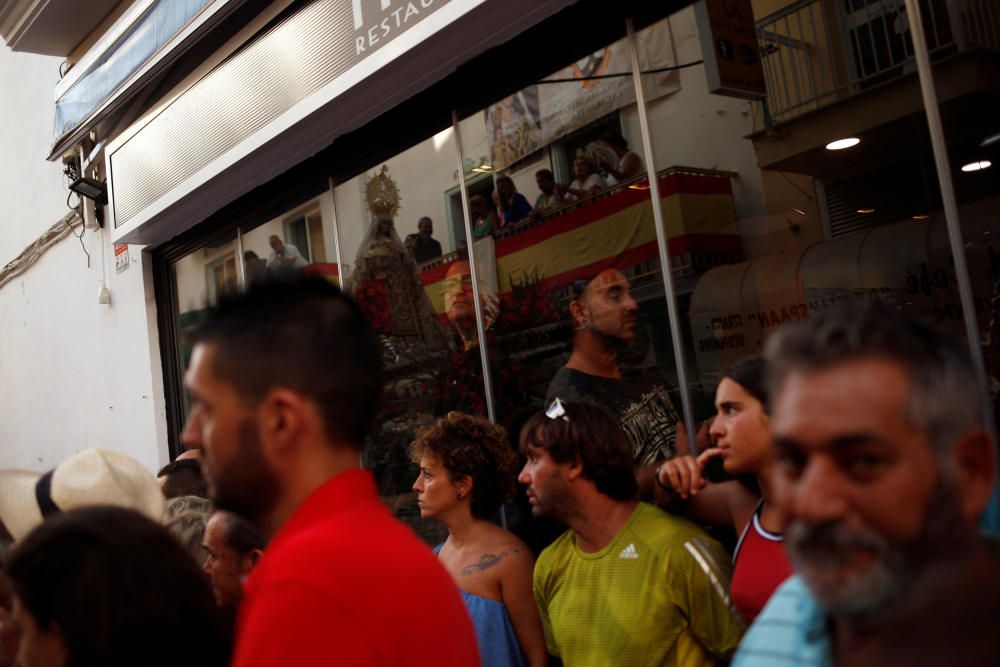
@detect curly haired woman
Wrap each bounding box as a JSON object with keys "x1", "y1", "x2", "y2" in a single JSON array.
[{"x1": 411, "y1": 413, "x2": 546, "y2": 667}]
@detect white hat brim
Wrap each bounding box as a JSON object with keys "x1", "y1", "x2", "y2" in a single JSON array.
[{"x1": 0, "y1": 469, "x2": 45, "y2": 542}]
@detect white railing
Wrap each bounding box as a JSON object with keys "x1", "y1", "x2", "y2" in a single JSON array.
[
  {"x1": 757, "y1": 0, "x2": 997, "y2": 124},
  {"x1": 756, "y1": 0, "x2": 848, "y2": 123}
]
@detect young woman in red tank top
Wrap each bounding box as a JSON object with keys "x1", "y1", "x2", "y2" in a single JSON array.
[{"x1": 654, "y1": 356, "x2": 792, "y2": 621}]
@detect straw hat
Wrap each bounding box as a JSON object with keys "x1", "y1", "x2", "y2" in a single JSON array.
[{"x1": 0, "y1": 448, "x2": 165, "y2": 541}]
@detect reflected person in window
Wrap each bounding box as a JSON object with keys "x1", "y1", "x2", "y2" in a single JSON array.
[
  {"x1": 556, "y1": 156, "x2": 604, "y2": 201},
  {"x1": 546, "y1": 269, "x2": 686, "y2": 494},
  {"x1": 412, "y1": 413, "x2": 547, "y2": 667},
  {"x1": 265, "y1": 235, "x2": 308, "y2": 270},
  {"x1": 243, "y1": 250, "x2": 268, "y2": 284},
  {"x1": 404, "y1": 216, "x2": 443, "y2": 264},
  {"x1": 495, "y1": 176, "x2": 533, "y2": 228},
  {"x1": 533, "y1": 169, "x2": 565, "y2": 215},
  {"x1": 469, "y1": 194, "x2": 499, "y2": 239},
  {"x1": 598, "y1": 130, "x2": 643, "y2": 186}
]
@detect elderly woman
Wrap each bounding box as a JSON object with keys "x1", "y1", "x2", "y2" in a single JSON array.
[{"x1": 411, "y1": 413, "x2": 547, "y2": 667}]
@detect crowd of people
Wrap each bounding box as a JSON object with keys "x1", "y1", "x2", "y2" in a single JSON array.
[
  {"x1": 399, "y1": 130, "x2": 646, "y2": 257},
  {"x1": 0, "y1": 273, "x2": 998, "y2": 667}
]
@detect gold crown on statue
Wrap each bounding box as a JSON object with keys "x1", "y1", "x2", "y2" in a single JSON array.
[{"x1": 364, "y1": 165, "x2": 401, "y2": 219}]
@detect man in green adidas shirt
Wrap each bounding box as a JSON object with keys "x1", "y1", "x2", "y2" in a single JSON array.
[{"x1": 518, "y1": 399, "x2": 744, "y2": 666}]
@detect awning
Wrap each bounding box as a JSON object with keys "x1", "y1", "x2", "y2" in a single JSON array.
[
  {"x1": 689, "y1": 196, "x2": 1000, "y2": 389},
  {"x1": 106, "y1": 0, "x2": 579, "y2": 247},
  {"x1": 48, "y1": 0, "x2": 246, "y2": 161}
]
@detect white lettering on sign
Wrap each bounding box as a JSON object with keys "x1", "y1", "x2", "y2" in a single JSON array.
[
  {"x1": 354, "y1": 0, "x2": 435, "y2": 55},
  {"x1": 353, "y1": 0, "x2": 396, "y2": 30}
]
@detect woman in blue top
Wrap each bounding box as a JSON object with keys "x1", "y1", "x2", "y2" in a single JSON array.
[
  {"x1": 495, "y1": 176, "x2": 534, "y2": 228},
  {"x1": 412, "y1": 413, "x2": 547, "y2": 667}
]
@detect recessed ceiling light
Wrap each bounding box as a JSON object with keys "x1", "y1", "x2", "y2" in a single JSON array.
[
  {"x1": 826, "y1": 137, "x2": 860, "y2": 150},
  {"x1": 961, "y1": 160, "x2": 992, "y2": 172},
  {"x1": 912, "y1": 214, "x2": 928, "y2": 220},
  {"x1": 857, "y1": 208, "x2": 875, "y2": 214}
]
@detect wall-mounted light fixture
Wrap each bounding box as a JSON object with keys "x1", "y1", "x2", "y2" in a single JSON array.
[{"x1": 68, "y1": 176, "x2": 108, "y2": 204}]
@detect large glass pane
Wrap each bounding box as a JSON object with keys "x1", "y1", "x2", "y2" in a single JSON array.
[
  {"x1": 171, "y1": 187, "x2": 335, "y2": 426},
  {"x1": 455, "y1": 17, "x2": 694, "y2": 548},
  {"x1": 927, "y1": 0, "x2": 1000, "y2": 525},
  {"x1": 651, "y1": 1, "x2": 976, "y2": 433},
  {"x1": 334, "y1": 129, "x2": 486, "y2": 544},
  {"x1": 172, "y1": 228, "x2": 241, "y2": 420}
]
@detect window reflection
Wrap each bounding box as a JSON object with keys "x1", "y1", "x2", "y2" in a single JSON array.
[
  {"x1": 454, "y1": 17, "x2": 692, "y2": 513},
  {"x1": 334, "y1": 136, "x2": 490, "y2": 544}
]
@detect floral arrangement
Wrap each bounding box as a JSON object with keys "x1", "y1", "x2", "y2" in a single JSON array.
[
  {"x1": 354, "y1": 279, "x2": 395, "y2": 335},
  {"x1": 494, "y1": 270, "x2": 563, "y2": 333}
]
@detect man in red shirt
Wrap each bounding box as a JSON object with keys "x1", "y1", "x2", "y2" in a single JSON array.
[{"x1": 181, "y1": 274, "x2": 478, "y2": 666}]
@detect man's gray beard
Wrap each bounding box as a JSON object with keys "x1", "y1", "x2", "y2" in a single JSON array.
[{"x1": 786, "y1": 478, "x2": 968, "y2": 619}]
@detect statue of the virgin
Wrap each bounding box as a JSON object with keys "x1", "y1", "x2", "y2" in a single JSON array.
[{"x1": 348, "y1": 165, "x2": 448, "y2": 350}]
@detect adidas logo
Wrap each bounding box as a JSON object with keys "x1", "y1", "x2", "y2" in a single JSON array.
[{"x1": 619, "y1": 543, "x2": 639, "y2": 559}]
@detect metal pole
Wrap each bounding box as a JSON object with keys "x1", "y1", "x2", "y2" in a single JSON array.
[
  {"x1": 904, "y1": 0, "x2": 995, "y2": 441},
  {"x1": 452, "y1": 112, "x2": 505, "y2": 529},
  {"x1": 625, "y1": 17, "x2": 698, "y2": 450},
  {"x1": 327, "y1": 177, "x2": 346, "y2": 286},
  {"x1": 451, "y1": 111, "x2": 498, "y2": 426},
  {"x1": 236, "y1": 227, "x2": 246, "y2": 290}
]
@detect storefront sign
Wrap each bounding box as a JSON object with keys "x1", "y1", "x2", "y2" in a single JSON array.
[
  {"x1": 352, "y1": 0, "x2": 447, "y2": 55},
  {"x1": 486, "y1": 20, "x2": 680, "y2": 170},
  {"x1": 109, "y1": 0, "x2": 456, "y2": 234},
  {"x1": 694, "y1": 0, "x2": 766, "y2": 99},
  {"x1": 114, "y1": 243, "x2": 130, "y2": 274}
]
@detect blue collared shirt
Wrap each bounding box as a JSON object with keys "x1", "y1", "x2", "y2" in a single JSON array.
[{"x1": 732, "y1": 575, "x2": 833, "y2": 667}]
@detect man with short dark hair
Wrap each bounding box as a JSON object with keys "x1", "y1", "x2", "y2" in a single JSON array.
[
  {"x1": 157, "y1": 458, "x2": 208, "y2": 499},
  {"x1": 519, "y1": 400, "x2": 744, "y2": 666},
  {"x1": 182, "y1": 274, "x2": 477, "y2": 667},
  {"x1": 533, "y1": 169, "x2": 565, "y2": 214},
  {"x1": 733, "y1": 303, "x2": 1000, "y2": 666},
  {"x1": 599, "y1": 129, "x2": 643, "y2": 185},
  {"x1": 546, "y1": 269, "x2": 684, "y2": 492},
  {"x1": 404, "y1": 216, "x2": 443, "y2": 264}
]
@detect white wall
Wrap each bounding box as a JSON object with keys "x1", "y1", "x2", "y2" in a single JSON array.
[{"x1": 0, "y1": 47, "x2": 167, "y2": 473}]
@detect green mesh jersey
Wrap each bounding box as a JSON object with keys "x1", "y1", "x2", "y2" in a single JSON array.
[{"x1": 533, "y1": 502, "x2": 745, "y2": 667}]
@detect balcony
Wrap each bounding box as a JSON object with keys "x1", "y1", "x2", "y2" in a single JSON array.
[{"x1": 755, "y1": 0, "x2": 1000, "y2": 125}]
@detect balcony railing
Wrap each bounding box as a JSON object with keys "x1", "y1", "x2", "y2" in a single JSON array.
[{"x1": 756, "y1": 0, "x2": 999, "y2": 124}]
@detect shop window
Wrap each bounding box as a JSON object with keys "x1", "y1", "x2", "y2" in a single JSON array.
[
  {"x1": 333, "y1": 130, "x2": 485, "y2": 545},
  {"x1": 448, "y1": 16, "x2": 692, "y2": 555}
]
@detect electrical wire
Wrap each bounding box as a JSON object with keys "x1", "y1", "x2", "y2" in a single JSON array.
[
  {"x1": 777, "y1": 170, "x2": 814, "y2": 200},
  {"x1": 0, "y1": 211, "x2": 83, "y2": 291},
  {"x1": 65, "y1": 191, "x2": 91, "y2": 268},
  {"x1": 536, "y1": 60, "x2": 704, "y2": 84}
]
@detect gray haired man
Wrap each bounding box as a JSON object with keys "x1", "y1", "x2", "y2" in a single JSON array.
[{"x1": 734, "y1": 303, "x2": 999, "y2": 666}]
